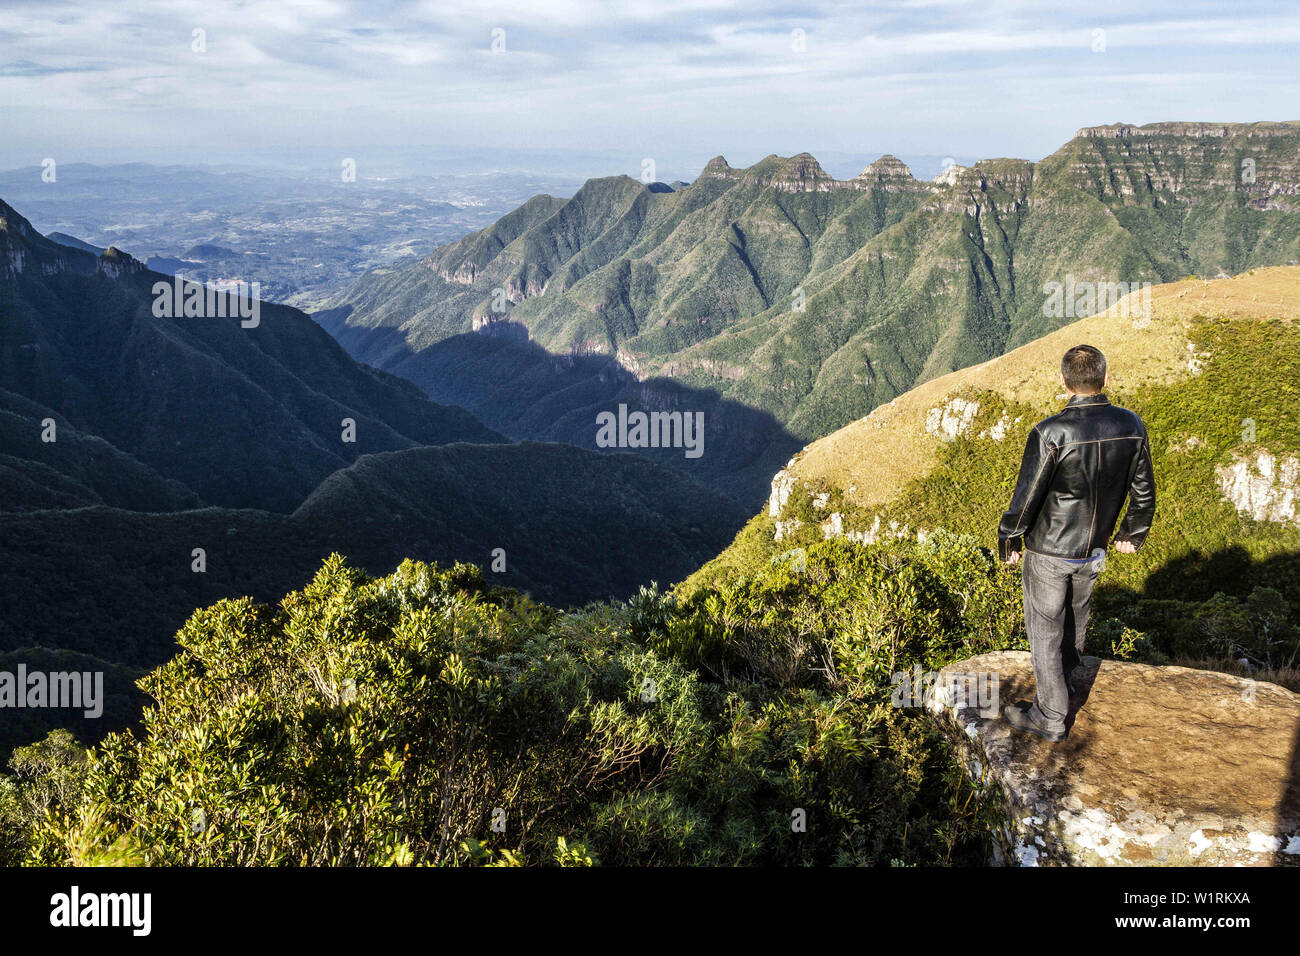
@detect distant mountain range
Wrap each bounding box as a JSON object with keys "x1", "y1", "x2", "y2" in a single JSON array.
[
  {"x1": 0, "y1": 161, "x2": 585, "y2": 310},
  {"x1": 320, "y1": 121, "x2": 1300, "y2": 507},
  {"x1": 8, "y1": 121, "x2": 1300, "y2": 756}
]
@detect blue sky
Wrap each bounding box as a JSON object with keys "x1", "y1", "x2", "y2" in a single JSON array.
[{"x1": 2, "y1": 0, "x2": 1298, "y2": 178}]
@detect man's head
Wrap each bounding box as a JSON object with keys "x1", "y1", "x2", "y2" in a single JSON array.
[{"x1": 1061, "y1": 344, "x2": 1108, "y2": 395}]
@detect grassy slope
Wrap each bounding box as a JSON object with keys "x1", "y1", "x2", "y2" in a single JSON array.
[{"x1": 687, "y1": 267, "x2": 1300, "y2": 619}]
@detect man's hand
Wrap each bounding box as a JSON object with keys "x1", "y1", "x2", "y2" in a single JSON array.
[
  {"x1": 1113, "y1": 539, "x2": 1137, "y2": 554},
  {"x1": 1004, "y1": 550, "x2": 1021, "y2": 565}
]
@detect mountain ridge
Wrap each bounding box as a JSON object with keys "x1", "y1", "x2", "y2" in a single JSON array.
[
  {"x1": 1, "y1": 198, "x2": 503, "y2": 512},
  {"x1": 320, "y1": 122, "x2": 1300, "y2": 506}
]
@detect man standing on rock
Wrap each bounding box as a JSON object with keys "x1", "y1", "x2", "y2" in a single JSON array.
[{"x1": 997, "y1": 345, "x2": 1156, "y2": 741}]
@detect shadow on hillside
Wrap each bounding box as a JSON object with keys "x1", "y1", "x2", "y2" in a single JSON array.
[
  {"x1": 319, "y1": 317, "x2": 808, "y2": 510},
  {"x1": 1137, "y1": 545, "x2": 1300, "y2": 604},
  {"x1": 1096, "y1": 545, "x2": 1300, "y2": 628}
]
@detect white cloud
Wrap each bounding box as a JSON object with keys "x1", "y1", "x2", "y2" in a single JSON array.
[{"x1": 1, "y1": 0, "x2": 1298, "y2": 165}]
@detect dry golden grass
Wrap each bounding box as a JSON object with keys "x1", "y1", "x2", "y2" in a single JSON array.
[{"x1": 790, "y1": 266, "x2": 1300, "y2": 509}]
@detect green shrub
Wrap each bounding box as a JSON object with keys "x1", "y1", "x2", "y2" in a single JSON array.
[
  {"x1": 28, "y1": 543, "x2": 1014, "y2": 866},
  {"x1": 671, "y1": 531, "x2": 1024, "y2": 692},
  {"x1": 0, "y1": 730, "x2": 88, "y2": 865}
]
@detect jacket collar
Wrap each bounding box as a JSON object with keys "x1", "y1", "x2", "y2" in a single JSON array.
[{"x1": 1066, "y1": 392, "x2": 1110, "y2": 408}]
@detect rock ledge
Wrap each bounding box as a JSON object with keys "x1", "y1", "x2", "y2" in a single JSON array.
[{"x1": 927, "y1": 651, "x2": 1300, "y2": 866}]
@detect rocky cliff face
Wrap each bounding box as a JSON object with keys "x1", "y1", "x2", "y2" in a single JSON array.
[
  {"x1": 857, "y1": 154, "x2": 928, "y2": 192},
  {"x1": 696, "y1": 154, "x2": 742, "y2": 183},
  {"x1": 1078, "y1": 121, "x2": 1300, "y2": 140},
  {"x1": 1, "y1": 199, "x2": 143, "y2": 280},
  {"x1": 1217, "y1": 450, "x2": 1300, "y2": 526},
  {"x1": 928, "y1": 651, "x2": 1300, "y2": 866},
  {"x1": 1065, "y1": 121, "x2": 1300, "y2": 209}
]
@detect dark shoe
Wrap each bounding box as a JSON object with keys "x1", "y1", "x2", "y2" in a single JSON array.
[
  {"x1": 1003, "y1": 702, "x2": 1066, "y2": 742},
  {"x1": 1067, "y1": 662, "x2": 1088, "y2": 695}
]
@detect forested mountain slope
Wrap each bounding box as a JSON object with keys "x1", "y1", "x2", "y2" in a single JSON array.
[{"x1": 322, "y1": 122, "x2": 1300, "y2": 505}]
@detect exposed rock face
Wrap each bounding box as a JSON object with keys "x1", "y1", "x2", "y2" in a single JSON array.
[
  {"x1": 766, "y1": 153, "x2": 837, "y2": 193},
  {"x1": 1077, "y1": 121, "x2": 1300, "y2": 140},
  {"x1": 928, "y1": 651, "x2": 1300, "y2": 866},
  {"x1": 768, "y1": 462, "x2": 798, "y2": 517},
  {"x1": 933, "y1": 163, "x2": 967, "y2": 186},
  {"x1": 697, "y1": 155, "x2": 743, "y2": 184},
  {"x1": 96, "y1": 247, "x2": 146, "y2": 279},
  {"x1": 924, "y1": 397, "x2": 980, "y2": 442},
  {"x1": 858, "y1": 155, "x2": 929, "y2": 193},
  {"x1": 1068, "y1": 122, "x2": 1300, "y2": 210},
  {"x1": 1217, "y1": 450, "x2": 1300, "y2": 526},
  {"x1": 471, "y1": 315, "x2": 529, "y2": 343},
  {"x1": 978, "y1": 411, "x2": 1016, "y2": 442}
]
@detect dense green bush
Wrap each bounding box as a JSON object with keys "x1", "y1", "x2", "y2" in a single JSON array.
[
  {"x1": 26, "y1": 537, "x2": 1020, "y2": 867},
  {"x1": 0, "y1": 730, "x2": 88, "y2": 865},
  {"x1": 668, "y1": 530, "x2": 1024, "y2": 688},
  {"x1": 20, "y1": 515, "x2": 1290, "y2": 866},
  {"x1": 1114, "y1": 587, "x2": 1297, "y2": 667}
]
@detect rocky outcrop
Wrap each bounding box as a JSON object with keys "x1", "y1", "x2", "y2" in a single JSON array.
[
  {"x1": 1217, "y1": 450, "x2": 1299, "y2": 526},
  {"x1": 768, "y1": 462, "x2": 798, "y2": 517},
  {"x1": 932, "y1": 164, "x2": 967, "y2": 187},
  {"x1": 96, "y1": 246, "x2": 146, "y2": 279},
  {"x1": 697, "y1": 155, "x2": 742, "y2": 184},
  {"x1": 924, "y1": 397, "x2": 980, "y2": 442},
  {"x1": 703, "y1": 152, "x2": 934, "y2": 195},
  {"x1": 857, "y1": 155, "x2": 930, "y2": 193},
  {"x1": 928, "y1": 650, "x2": 1300, "y2": 866},
  {"x1": 471, "y1": 314, "x2": 529, "y2": 343},
  {"x1": 767, "y1": 153, "x2": 837, "y2": 193}
]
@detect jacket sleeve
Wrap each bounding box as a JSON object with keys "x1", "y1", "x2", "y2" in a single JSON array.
[
  {"x1": 1114, "y1": 433, "x2": 1156, "y2": 549},
  {"x1": 998, "y1": 426, "x2": 1055, "y2": 561}
]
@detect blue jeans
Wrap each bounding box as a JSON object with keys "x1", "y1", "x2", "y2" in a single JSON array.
[{"x1": 1021, "y1": 548, "x2": 1103, "y2": 733}]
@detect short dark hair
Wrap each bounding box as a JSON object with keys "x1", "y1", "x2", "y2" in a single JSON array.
[{"x1": 1062, "y1": 345, "x2": 1106, "y2": 393}]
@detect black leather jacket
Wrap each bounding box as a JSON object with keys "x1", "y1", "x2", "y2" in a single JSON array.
[{"x1": 998, "y1": 393, "x2": 1155, "y2": 562}]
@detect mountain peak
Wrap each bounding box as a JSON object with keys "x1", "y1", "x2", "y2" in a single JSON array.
[
  {"x1": 704, "y1": 151, "x2": 932, "y2": 194},
  {"x1": 698, "y1": 155, "x2": 734, "y2": 180},
  {"x1": 765, "y1": 152, "x2": 834, "y2": 192},
  {"x1": 98, "y1": 245, "x2": 145, "y2": 278},
  {"x1": 858, "y1": 154, "x2": 915, "y2": 181}
]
